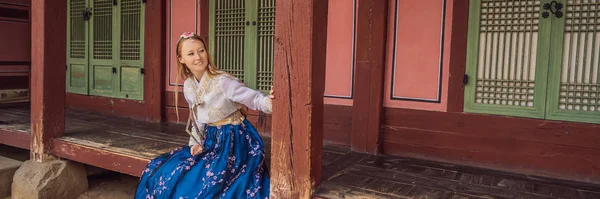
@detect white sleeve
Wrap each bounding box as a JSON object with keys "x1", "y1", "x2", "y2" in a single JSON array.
[
  {"x1": 183, "y1": 79, "x2": 195, "y2": 107},
  {"x1": 221, "y1": 76, "x2": 272, "y2": 114}
]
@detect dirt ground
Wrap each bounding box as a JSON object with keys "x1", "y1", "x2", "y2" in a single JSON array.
[{"x1": 77, "y1": 172, "x2": 139, "y2": 199}]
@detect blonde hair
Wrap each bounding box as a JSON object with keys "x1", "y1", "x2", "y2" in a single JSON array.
[{"x1": 174, "y1": 33, "x2": 242, "y2": 123}]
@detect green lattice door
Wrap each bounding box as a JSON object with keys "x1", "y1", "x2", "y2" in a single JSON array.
[
  {"x1": 116, "y1": 0, "x2": 145, "y2": 100},
  {"x1": 209, "y1": 0, "x2": 275, "y2": 93},
  {"x1": 465, "y1": 0, "x2": 600, "y2": 124},
  {"x1": 67, "y1": 0, "x2": 144, "y2": 100},
  {"x1": 464, "y1": 0, "x2": 552, "y2": 119},
  {"x1": 67, "y1": 0, "x2": 89, "y2": 94},
  {"x1": 256, "y1": 0, "x2": 275, "y2": 92},
  {"x1": 546, "y1": 0, "x2": 600, "y2": 123},
  {"x1": 89, "y1": 0, "x2": 116, "y2": 97}
]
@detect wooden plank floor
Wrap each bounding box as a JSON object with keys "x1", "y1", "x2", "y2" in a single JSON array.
[
  {"x1": 316, "y1": 154, "x2": 600, "y2": 199},
  {"x1": 1, "y1": 106, "x2": 600, "y2": 198},
  {"x1": 0, "y1": 106, "x2": 187, "y2": 159}
]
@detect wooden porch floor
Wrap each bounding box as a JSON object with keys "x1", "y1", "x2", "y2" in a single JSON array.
[{"x1": 1, "y1": 106, "x2": 599, "y2": 198}]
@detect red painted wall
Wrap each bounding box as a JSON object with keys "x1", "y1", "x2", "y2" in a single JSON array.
[
  {"x1": 0, "y1": 0, "x2": 30, "y2": 89},
  {"x1": 66, "y1": 0, "x2": 164, "y2": 123},
  {"x1": 324, "y1": 0, "x2": 355, "y2": 106},
  {"x1": 380, "y1": 0, "x2": 600, "y2": 184},
  {"x1": 165, "y1": 0, "x2": 201, "y2": 93},
  {"x1": 384, "y1": 0, "x2": 451, "y2": 111}
]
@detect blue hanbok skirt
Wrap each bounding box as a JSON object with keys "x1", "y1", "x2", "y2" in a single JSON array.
[{"x1": 134, "y1": 119, "x2": 270, "y2": 199}]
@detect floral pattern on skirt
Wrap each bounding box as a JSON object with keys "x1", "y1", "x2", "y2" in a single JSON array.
[{"x1": 135, "y1": 119, "x2": 270, "y2": 199}]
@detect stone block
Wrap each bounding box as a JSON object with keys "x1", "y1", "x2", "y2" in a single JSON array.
[{"x1": 12, "y1": 160, "x2": 88, "y2": 199}]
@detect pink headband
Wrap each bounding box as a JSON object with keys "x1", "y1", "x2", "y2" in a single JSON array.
[{"x1": 180, "y1": 32, "x2": 194, "y2": 39}]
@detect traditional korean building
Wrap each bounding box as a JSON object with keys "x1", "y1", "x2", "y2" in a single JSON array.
[{"x1": 1, "y1": 0, "x2": 599, "y2": 198}]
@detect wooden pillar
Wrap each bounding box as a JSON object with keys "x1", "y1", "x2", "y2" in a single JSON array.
[
  {"x1": 270, "y1": 0, "x2": 328, "y2": 198},
  {"x1": 198, "y1": 0, "x2": 210, "y2": 41},
  {"x1": 144, "y1": 0, "x2": 166, "y2": 123},
  {"x1": 30, "y1": 0, "x2": 66, "y2": 162},
  {"x1": 351, "y1": 0, "x2": 389, "y2": 154},
  {"x1": 446, "y1": 0, "x2": 470, "y2": 112}
]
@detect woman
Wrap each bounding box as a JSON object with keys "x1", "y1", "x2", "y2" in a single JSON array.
[{"x1": 135, "y1": 32, "x2": 272, "y2": 199}]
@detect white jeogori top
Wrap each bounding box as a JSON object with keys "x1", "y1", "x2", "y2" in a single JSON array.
[{"x1": 183, "y1": 71, "x2": 272, "y2": 146}]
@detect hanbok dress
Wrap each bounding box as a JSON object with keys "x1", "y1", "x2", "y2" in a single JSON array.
[{"x1": 135, "y1": 71, "x2": 272, "y2": 199}]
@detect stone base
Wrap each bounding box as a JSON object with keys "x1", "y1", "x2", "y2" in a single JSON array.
[
  {"x1": 0, "y1": 156, "x2": 22, "y2": 198},
  {"x1": 12, "y1": 160, "x2": 88, "y2": 199}
]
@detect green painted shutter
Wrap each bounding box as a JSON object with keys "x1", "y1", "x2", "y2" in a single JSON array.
[
  {"x1": 245, "y1": 0, "x2": 258, "y2": 89},
  {"x1": 67, "y1": 0, "x2": 89, "y2": 94},
  {"x1": 209, "y1": 0, "x2": 275, "y2": 92},
  {"x1": 116, "y1": 0, "x2": 144, "y2": 100},
  {"x1": 256, "y1": 0, "x2": 275, "y2": 92},
  {"x1": 546, "y1": 0, "x2": 600, "y2": 124},
  {"x1": 464, "y1": 0, "x2": 552, "y2": 119},
  {"x1": 89, "y1": 0, "x2": 115, "y2": 97},
  {"x1": 210, "y1": 0, "x2": 247, "y2": 82}
]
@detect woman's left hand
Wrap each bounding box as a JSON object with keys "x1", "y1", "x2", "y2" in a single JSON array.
[{"x1": 269, "y1": 86, "x2": 274, "y2": 99}]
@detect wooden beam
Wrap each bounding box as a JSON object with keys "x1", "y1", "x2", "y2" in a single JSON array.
[
  {"x1": 144, "y1": 0, "x2": 166, "y2": 123},
  {"x1": 351, "y1": 0, "x2": 389, "y2": 154},
  {"x1": 270, "y1": 0, "x2": 328, "y2": 198},
  {"x1": 30, "y1": 0, "x2": 66, "y2": 162},
  {"x1": 51, "y1": 139, "x2": 149, "y2": 177},
  {"x1": 0, "y1": 129, "x2": 30, "y2": 150},
  {"x1": 0, "y1": 76, "x2": 29, "y2": 90}
]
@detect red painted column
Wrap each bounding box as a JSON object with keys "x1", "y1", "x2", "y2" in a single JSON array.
[
  {"x1": 446, "y1": 0, "x2": 469, "y2": 112},
  {"x1": 270, "y1": 0, "x2": 328, "y2": 198},
  {"x1": 144, "y1": 0, "x2": 165, "y2": 123},
  {"x1": 30, "y1": 0, "x2": 66, "y2": 162},
  {"x1": 351, "y1": 0, "x2": 389, "y2": 154},
  {"x1": 198, "y1": 0, "x2": 210, "y2": 41}
]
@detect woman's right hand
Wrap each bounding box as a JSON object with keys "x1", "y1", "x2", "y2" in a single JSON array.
[{"x1": 190, "y1": 145, "x2": 203, "y2": 156}]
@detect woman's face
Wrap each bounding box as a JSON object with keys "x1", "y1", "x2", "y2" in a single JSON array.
[{"x1": 179, "y1": 39, "x2": 209, "y2": 75}]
